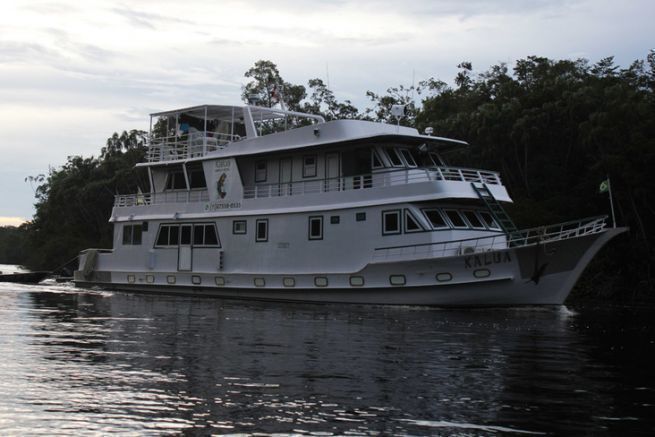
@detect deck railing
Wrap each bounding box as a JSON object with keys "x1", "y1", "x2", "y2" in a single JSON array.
[
  {"x1": 372, "y1": 216, "x2": 608, "y2": 262},
  {"x1": 146, "y1": 132, "x2": 242, "y2": 162},
  {"x1": 114, "y1": 190, "x2": 209, "y2": 207},
  {"x1": 243, "y1": 167, "x2": 501, "y2": 199}
]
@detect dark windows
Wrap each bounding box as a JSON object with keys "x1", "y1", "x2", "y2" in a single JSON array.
[
  {"x1": 444, "y1": 209, "x2": 467, "y2": 228},
  {"x1": 233, "y1": 220, "x2": 247, "y2": 234},
  {"x1": 255, "y1": 160, "x2": 267, "y2": 182},
  {"x1": 356, "y1": 212, "x2": 367, "y2": 222},
  {"x1": 372, "y1": 149, "x2": 384, "y2": 169},
  {"x1": 155, "y1": 223, "x2": 220, "y2": 247},
  {"x1": 462, "y1": 211, "x2": 485, "y2": 229},
  {"x1": 308, "y1": 216, "x2": 323, "y2": 240},
  {"x1": 423, "y1": 209, "x2": 448, "y2": 229},
  {"x1": 165, "y1": 168, "x2": 186, "y2": 190},
  {"x1": 122, "y1": 224, "x2": 142, "y2": 245},
  {"x1": 187, "y1": 163, "x2": 207, "y2": 189},
  {"x1": 479, "y1": 212, "x2": 501, "y2": 230},
  {"x1": 330, "y1": 215, "x2": 340, "y2": 224},
  {"x1": 303, "y1": 155, "x2": 317, "y2": 178},
  {"x1": 387, "y1": 148, "x2": 403, "y2": 167},
  {"x1": 256, "y1": 219, "x2": 268, "y2": 242},
  {"x1": 382, "y1": 210, "x2": 401, "y2": 235},
  {"x1": 399, "y1": 149, "x2": 417, "y2": 167},
  {"x1": 404, "y1": 209, "x2": 423, "y2": 233}
]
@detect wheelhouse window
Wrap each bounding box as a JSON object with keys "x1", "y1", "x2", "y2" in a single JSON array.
[
  {"x1": 399, "y1": 149, "x2": 417, "y2": 167},
  {"x1": 165, "y1": 167, "x2": 187, "y2": 190},
  {"x1": 423, "y1": 209, "x2": 449, "y2": 229},
  {"x1": 404, "y1": 209, "x2": 423, "y2": 233},
  {"x1": 479, "y1": 211, "x2": 501, "y2": 230},
  {"x1": 233, "y1": 220, "x2": 247, "y2": 234},
  {"x1": 382, "y1": 210, "x2": 401, "y2": 235},
  {"x1": 462, "y1": 211, "x2": 485, "y2": 229},
  {"x1": 444, "y1": 209, "x2": 467, "y2": 228},
  {"x1": 256, "y1": 219, "x2": 268, "y2": 242},
  {"x1": 386, "y1": 148, "x2": 404, "y2": 167},
  {"x1": 356, "y1": 212, "x2": 367, "y2": 222},
  {"x1": 255, "y1": 160, "x2": 267, "y2": 182},
  {"x1": 303, "y1": 155, "x2": 317, "y2": 178},
  {"x1": 308, "y1": 216, "x2": 323, "y2": 240},
  {"x1": 372, "y1": 149, "x2": 384, "y2": 169},
  {"x1": 122, "y1": 224, "x2": 142, "y2": 245},
  {"x1": 429, "y1": 152, "x2": 444, "y2": 166}
]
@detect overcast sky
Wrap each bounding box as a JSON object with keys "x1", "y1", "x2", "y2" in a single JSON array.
[{"x1": 1, "y1": 0, "x2": 653, "y2": 225}]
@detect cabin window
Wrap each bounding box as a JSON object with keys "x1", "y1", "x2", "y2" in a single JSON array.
[
  {"x1": 479, "y1": 211, "x2": 502, "y2": 230},
  {"x1": 255, "y1": 161, "x2": 267, "y2": 182},
  {"x1": 233, "y1": 220, "x2": 247, "y2": 234},
  {"x1": 256, "y1": 219, "x2": 268, "y2": 242},
  {"x1": 122, "y1": 224, "x2": 142, "y2": 245},
  {"x1": 386, "y1": 148, "x2": 403, "y2": 167},
  {"x1": 399, "y1": 149, "x2": 417, "y2": 167},
  {"x1": 423, "y1": 209, "x2": 449, "y2": 229},
  {"x1": 462, "y1": 211, "x2": 485, "y2": 229},
  {"x1": 303, "y1": 155, "x2": 317, "y2": 178},
  {"x1": 202, "y1": 224, "x2": 219, "y2": 246},
  {"x1": 444, "y1": 209, "x2": 467, "y2": 228},
  {"x1": 155, "y1": 223, "x2": 219, "y2": 247},
  {"x1": 356, "y1": 212, "x2": 366, "y2": 222},
  {"x1": 330, "y1": 215, "x2": 340, "y2": 224},
  {"x1": 404, "y1": 209, "x2": 423, "y2": 233},
  {"x1": 187, "y1": 163, "x2": 207, "y2": 189},
  {"x1": 382, "y1": 210, "x2": 401, "y2": 235},
  {"x1": 372, "y1": 149, "x2": 384, "y2": 169},
  {"x1": 165, "y1": 169, "x2": 187, "y2": 190},
  {"x1": 308, "y1": 216, "x2": 323, "y2": 240}
]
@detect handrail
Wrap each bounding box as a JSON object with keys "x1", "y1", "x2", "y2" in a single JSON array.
[
  {"x1": 243, "y1": 166, "x2": 502, "y2": 199},
  {"x1": 146, "y1": 132, "x2": 242, "y2": 162},
  {"x1": 114, "y1": 190, "x2": 209, "y2": 207},
  {"x1": 372, "y1": 216, "x2": 608, "y2": 262}
]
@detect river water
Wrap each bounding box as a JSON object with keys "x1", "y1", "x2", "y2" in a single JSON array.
[{"x1": 0, "y1": 265, "x2": 653, "y2": 435}]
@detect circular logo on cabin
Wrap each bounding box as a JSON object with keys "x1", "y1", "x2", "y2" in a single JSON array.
[{"x1": 217, "y1": 173, "x2": 227, "y2": 199}]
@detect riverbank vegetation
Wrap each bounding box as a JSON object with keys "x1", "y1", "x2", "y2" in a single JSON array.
[{"x1": 2, "y1": 54, "x2": 653, "y2": 300}]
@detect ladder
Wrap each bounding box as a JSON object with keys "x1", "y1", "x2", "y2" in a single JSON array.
[{"x1": 471, "y1": 182, "x2": 518, "y2": 235}]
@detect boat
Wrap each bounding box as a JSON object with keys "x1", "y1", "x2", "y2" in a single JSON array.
[
  {"x1": 73, "y1": 104, "x2": 626, "y2": 305},
  {"x1": 0, "y1": 271, "x2": 51, "y2": 284}
]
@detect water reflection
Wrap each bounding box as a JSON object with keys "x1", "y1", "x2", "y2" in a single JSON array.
[{"x1": 0, "y1": 282, "x2": 653, "y2": 435}]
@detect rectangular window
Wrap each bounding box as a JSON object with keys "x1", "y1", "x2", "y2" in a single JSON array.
[
  {"x1": 156, "y1": 223, "x2": 219, "y2": 247},
  {"x1": 444, "y1": 209, "x2": 467, "y2": 228},
  {"x1": 169, "y1": 225, "x2": 179, "y2": 245},
  {"x1": 156, "y1": 225, "x2": 170, "y2": 246},
  {"x1": 423, "y1": 209, "x2": 449, "y2": 229},
  {"x1": 386, "y1": 148, "x2": 403, "y2": 167},
  {"x1": 479, "y1": 211, "x2": 501, "y2": 230},
  {"x1": 256, "y1": 219, "x2": 268, "y2": 242},
  {"x1": 308, "y1": 216, "x2": 323, "y2": 240},
  {"x1": 165, "y1": 169, "x2": 187, "y2": 190},
  {"x1": 203, "y1": 224, "x2": 219, "y2": 246},
  {"x1": 233, "y1": 220, "x2": 247, "y2": 234},
  {"x1": 193, "y1": 225, "x2": 204, "y2": 245},
  {"x1": 356, "y1": 212, "x2": 366, "y2": 222},
  {"x1": 400, "y1": 149, "x2": 417, "y2": 167},
  {"x1": 180, "y1": 225, "x2": 192, "y2": 245},
  {"x1": 330, "y1": 215, "x2": 340, "y2": 224},
  {"x1": 255, "y1": 160, "x2": 267, "y2": 182},
  {"x1": 303, "y1": 155, "x2": 317, "y2": 178},
  {"x1": 187, "y1": 163, "x2": 207, "y2": 189},
  {"x1": 382, "y1": 210, "x2": 401, "y2": 235},
  {"x1": 122, "y1": 224, "x2": 142, "y2": 245},
  {"x1": 462, "y1": 211, "x2": 485, "y2": 229}
]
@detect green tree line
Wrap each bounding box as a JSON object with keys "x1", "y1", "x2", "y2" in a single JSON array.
[{"x1": 1, "y1": 54, "x2": 653, "y2": 300}]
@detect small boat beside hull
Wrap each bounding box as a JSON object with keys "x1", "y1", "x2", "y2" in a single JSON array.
[{"x1": 0, "y1": 271, "x2": 51, "y2": 284}]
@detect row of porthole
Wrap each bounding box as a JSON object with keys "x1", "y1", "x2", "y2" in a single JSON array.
[{"x1": 127, "y1": 269, "x2": 492, "y2": 287}]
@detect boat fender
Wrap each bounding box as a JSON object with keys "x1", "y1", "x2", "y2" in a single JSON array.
[{"x1": 82, "y1": 250, "x2": 98, "y2": 280}]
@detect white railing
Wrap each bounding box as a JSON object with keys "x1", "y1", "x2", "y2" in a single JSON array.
[
  {"x1": 147, "y1": 132, "x2": 242, "y2": 162},
  {"x1": 114, "y1": 190, "x2": 209, "y2": 207},
  {"x1": 372, "y1": 216, "x2": 608, "y2": 262},
  {"x1": 243, "y1": 167, "x2": 501, "y2": 199}
]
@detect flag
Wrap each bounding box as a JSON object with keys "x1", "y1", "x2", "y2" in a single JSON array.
[{"x1": 599, "y1": 179, "x2": 609, "y2": 194}]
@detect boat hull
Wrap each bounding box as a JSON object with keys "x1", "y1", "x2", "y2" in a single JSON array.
[{"x1": 73, "y1": 227, "x2": 626, "y2": 306}]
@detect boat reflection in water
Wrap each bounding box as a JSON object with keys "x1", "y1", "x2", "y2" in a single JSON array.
[{"x1": 1, "y1": 284, "x2": 651, "y2": 435}]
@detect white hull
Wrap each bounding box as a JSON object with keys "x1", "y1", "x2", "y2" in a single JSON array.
[{"x1": 75, "y1": 228, "x2": 625, "y2": 306}]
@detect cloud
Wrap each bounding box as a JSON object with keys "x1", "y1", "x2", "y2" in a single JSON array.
[
  {"x1": 0, "y1": 217, "x2": 27, "y2": 227},
  {"x1": 111, "y1": 6, "x2": 195, "y2": 29}
]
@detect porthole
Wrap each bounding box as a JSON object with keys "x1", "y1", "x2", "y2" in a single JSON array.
[
  {"x1": 283, "y1": 277, "x2": 296, "y2": 287},
  {"x1": 215, "y1": 276, "x2": 225, "y2": 286},
  {"x1": 192, "y1": 275, "x2": 202, "y2": 285},
  {"x1": 314, "y1": 276, "x2": 328, "y2": 287},
  {"x1": 167, "y1": 275, "x2": 176, "y2": 284},
  {"x1": 145, "y1": 274, "x2": 154, "y2": 284},
  {"x1": 254, "y1": 277, "x2": 265, "y2": 287},
  {"x1": 436, "y1": 272, "x2": 453, "y2": 282},
  {"x1": 127, "y1": 274, "x2": 136, "y2": 284},
  {"x1": 349, "y1": 276, "x2": 365, "y2": 287},
  {"x1": 473, "y1": 269, "x2": 491, "y2": 278},
  {"x1": 389, "y1": 275, "x2": 406, "y2": 286}
]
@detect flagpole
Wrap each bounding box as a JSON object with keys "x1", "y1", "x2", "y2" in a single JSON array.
[{"x1": 607, "y1": 176, "x2": 616, "y2": 228}]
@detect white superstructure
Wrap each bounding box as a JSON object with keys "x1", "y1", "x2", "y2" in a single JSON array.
[{"x1": 74, "y1": 104, "x2": 625, "y2": 305}]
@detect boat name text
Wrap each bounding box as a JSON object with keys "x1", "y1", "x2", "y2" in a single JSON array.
[
  {"x1": 465, "y1": 251, "x2": 511, "y2": 269},
  {"x1": 205, "y1": 201, "x2": 242, "y2": 211}
]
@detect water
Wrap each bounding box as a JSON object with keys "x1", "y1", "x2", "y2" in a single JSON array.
[{"x1": 1, "y1": 266, "x2": 654, "y2": 435}]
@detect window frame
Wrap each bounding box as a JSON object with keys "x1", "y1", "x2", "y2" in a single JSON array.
[
  {"x1": 443, "y1": 209, "x2": 468, "y2": 229},
  {"x1": 399, "y1": 148, "x2": 417, "y2": 168},
  {"x1": 422, "y1": 208, "x2": 450, "y2": 230},
  {"x1": 308, "y1": 216, "x2": 324, "y2": 240},
  {"x1": 154, "y1": 222, "x2": 220, "y2": 248},
  {"x1": 403, "y1": 209, "x2": 424, "y2": 233},
  {"x1": 255, "y1": 219, "x2": 268, "y2": 242},
  {"x1": 302, "y1": 154, "x2": 318, "y2": 178},
  {"x1": 122, "y1": 224, "x2": 142, "y2": 245},
  {"x1": 232, "y1": 220, "x2": 247, "y2": 235},
  {"x1": 461, "y1": 210, "x2": 486, "y2": 230},
  {"x1": 382, "y1": 209, "x2": 402, "y2": 235},
  {"x1": 371, "y1": 149, "x2": 384, "y2": 169},
  {"x1": 356, "y1": 212, "x2": 367, "y2": 222},
  {"x1": 255, "y1": 160, "x2": 267, "y2": 183},
  {"x1": 479, "y1": 211, "x2": 502, "y2": 231},
  {"x1": 385, "y1": 148, "x2": 404, "y2": 167}
]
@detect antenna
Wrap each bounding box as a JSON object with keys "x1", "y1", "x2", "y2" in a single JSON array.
[{"x1": 390, "y1": 104, "x2": 406, "y2": 132}]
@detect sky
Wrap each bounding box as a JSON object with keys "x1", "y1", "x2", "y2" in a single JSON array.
[{"x1": 1, "y1": 0, "x2": 653, "y2": 225}]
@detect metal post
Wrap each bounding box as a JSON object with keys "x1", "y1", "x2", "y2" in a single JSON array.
[{"x1": 608, "y1": 176, "x2": 616, "y2": 228}]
